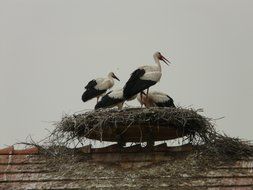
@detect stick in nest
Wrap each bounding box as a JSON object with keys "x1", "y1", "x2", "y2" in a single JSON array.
[{"x1": 24, "y1": 107, "x2": 253, "y2": 162}]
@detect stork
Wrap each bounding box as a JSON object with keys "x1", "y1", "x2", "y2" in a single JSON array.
[
  {"x1": 123, "y1": 52, "x2": 170, "y2": 100},
  {"x1": 137, "y1": 91, "x2": 175, "y2": 108},
  {"x1": 82, "y1": 72, "x2": 120, "y2": 103},
  {"x1": 95, "y1": 88, "x2": 136, "y2": 110}
]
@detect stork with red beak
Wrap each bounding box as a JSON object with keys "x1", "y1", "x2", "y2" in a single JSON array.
[
  {"x1": 123, "y1": 52, "x2": 170, "y2": 99},
  {"x1": 82, "y1": 72, "x2": 120, "y2": 104}
]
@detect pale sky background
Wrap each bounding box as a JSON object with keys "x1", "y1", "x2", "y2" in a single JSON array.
[{"x1": 0, "y1": 0, "x2": 253, "y2": 147}]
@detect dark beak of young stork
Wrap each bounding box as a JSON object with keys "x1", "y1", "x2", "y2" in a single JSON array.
[
  {"x1": 140, "y1": 91, "x2": 147, "y2": 96},
  {"x1": 159, "y1": 54, "x2": 171, "y2": 65},
  {"x1": 112, "y1": 73, "x2": 120, "y2": 81}
]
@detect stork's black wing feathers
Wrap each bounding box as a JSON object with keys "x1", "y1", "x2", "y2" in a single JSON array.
[
  {"x1": 85, "y1": 80, "x2": 97, "y2": 89},
  {"x1": 95, "y1": 92, "x2": 123, "y2": 109},
  {"x1": 155, "y1": 96, "x2": 175, "y2": 108},
  {"x1": 81, "y1": 88, "x2": 106, "y2": 102},
  {"x1": 123, "y1": 69, "x2": 156, "y2": 99},
  {"x1": 125, "y1": 69, "x2": 145, "y2": 84}
]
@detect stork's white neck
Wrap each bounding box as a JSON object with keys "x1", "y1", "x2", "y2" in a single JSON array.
[
  {"x1": 108, "y1": 74, "x2": 115, "y2": 84},
  {"x1": 154, "y1": 56, "x2": 162, "y2": 71},
  {"x1": 108, "y1": 74, "x2": 113, "y2": 80},
  {"x1": 107, "y1": 74, "x2": 115, "y2": 88}
]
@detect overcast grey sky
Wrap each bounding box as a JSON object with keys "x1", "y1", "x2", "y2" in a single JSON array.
[{"x1": 1, "y1": 0, "x2": 253, "y2": 147}]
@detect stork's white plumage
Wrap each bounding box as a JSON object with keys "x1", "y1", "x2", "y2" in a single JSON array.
[
  {"x1": 82, "y1": 72, "x2": 120, "y2": 103},
  {"x1": 137, "y1": 91, "x2": 175, "y2": 108},
  {"x1": 123, "y1": 52, "x2": 170, "y2": 99},
  {"x1": 95, "y1": 88, "x2": 137, "y2": 110}
]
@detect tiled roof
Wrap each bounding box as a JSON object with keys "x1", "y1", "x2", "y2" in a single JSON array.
[{"x1": 0, "y1": 145, "x2": 253, "y2": 190}]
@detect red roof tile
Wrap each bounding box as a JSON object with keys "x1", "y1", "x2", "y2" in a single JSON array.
[
  {"x1": 0, "y1": 145, "x2": 253, "y2": 189},
  {"x1": 0, "y1": 146, "x2": 14, "y2": 155},
  {"x1": 0, "y1": 146, "x2": 39, "y2": 155}
]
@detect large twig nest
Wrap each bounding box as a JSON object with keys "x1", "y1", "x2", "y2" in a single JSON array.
[
  {"x1": 55, "y1": 107, "x2": 213, "y2": 143},
  {"x1": 24, "y1": 107, "x2": 253, "y2": 163}
]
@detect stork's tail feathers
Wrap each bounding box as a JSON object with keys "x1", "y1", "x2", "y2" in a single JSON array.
[
  {"x1": 81, "y1": 90, "x2": 93, "y2": 102},
  {"x1": 94, "y1": 101, "x2": 103, "y2": 110}
]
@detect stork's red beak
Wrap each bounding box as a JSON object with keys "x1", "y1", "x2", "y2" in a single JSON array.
[{"x1": 161, "y1": 55, "x2": 171, "y2": 65}]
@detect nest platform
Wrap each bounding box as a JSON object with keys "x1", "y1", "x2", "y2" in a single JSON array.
[{"x1": 56, "y1": 107, "x2": 210, "y2": 143}]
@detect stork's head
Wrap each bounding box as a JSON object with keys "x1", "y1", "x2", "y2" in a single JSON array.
[
  {"x1": 153, "y1": 52, "x2": 171, "y2": 65},
  {"x1": 108, "y1": 72, "x2": 120, "y2": 81}
]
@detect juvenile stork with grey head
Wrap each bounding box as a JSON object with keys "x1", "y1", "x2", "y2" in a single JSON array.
[
  {"x1": 123, "y1": 52, "x2": 170, "y2": 100},
  {"x1": 137, "y1": 91, "x2": 175, "y2": 108},
  {"x1": 82, "y1": 72, "x2": 120, "y2": 104},
  {"x1": 95, "y1": 88, "x2": 136, "y2": 110}
]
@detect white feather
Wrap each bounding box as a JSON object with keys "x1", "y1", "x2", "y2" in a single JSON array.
[
  {"x1": 140, "y1": 71, "x2": 162, "y2": 82},
  {"x1": 108, "y1": 88, "x2": 124, "y2": 99},
  {"x1": 137, "y1": 91, "x2": 171, "y2": 106},
  {"x1": 95, "y1": 78, "x2": 114, "y2": 90},
  {"x1": 139, "y1": 65, "x2": 159, "y2": 72},
  {"x1": 148, "y1": 91, "x2": 170, "y2": 103},
  {"x1": 108, "y1": 88, "x2": 137, "y2": 101},
  {"x1": 137, "y1": 64, "x2": 162, "y2": 82}
]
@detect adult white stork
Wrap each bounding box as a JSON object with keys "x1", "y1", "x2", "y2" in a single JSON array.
[
  {"x1": 137, "y1": 91, "x2": 175, "y2": 108},
  {"x1": 82, "y1": 72, "x2": 120, "y2": 103},
  {"x1": 95, "y1": 88, "x2": 136, "y2": 110},
  {"x1": 123, "y1": 52, "x2": 170, "y2": 99}
]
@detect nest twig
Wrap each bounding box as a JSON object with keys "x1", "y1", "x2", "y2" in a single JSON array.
[
  {"x1": 55, "y1": 107, "x2": 211, "y2": 142},
  {"x1": 25, "y1": 107, "x2": 253, "y2": 162},
  {"x1": 18, "y1": 107, "x2": 253, "y2": 185}
]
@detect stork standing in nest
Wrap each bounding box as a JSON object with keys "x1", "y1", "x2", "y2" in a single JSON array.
[
  {"x1": 137, "y1": 91, "x2": 175, "y2": 108},
  {"x1": 95, "y1": 88, "x2": 136, "y2": 110},
  {"x1": 82, "y1": 72, "x2": 120, "y2": 103},
  {"x1": 123, "y1": 52, "x2": 170, "y2": 100}
]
